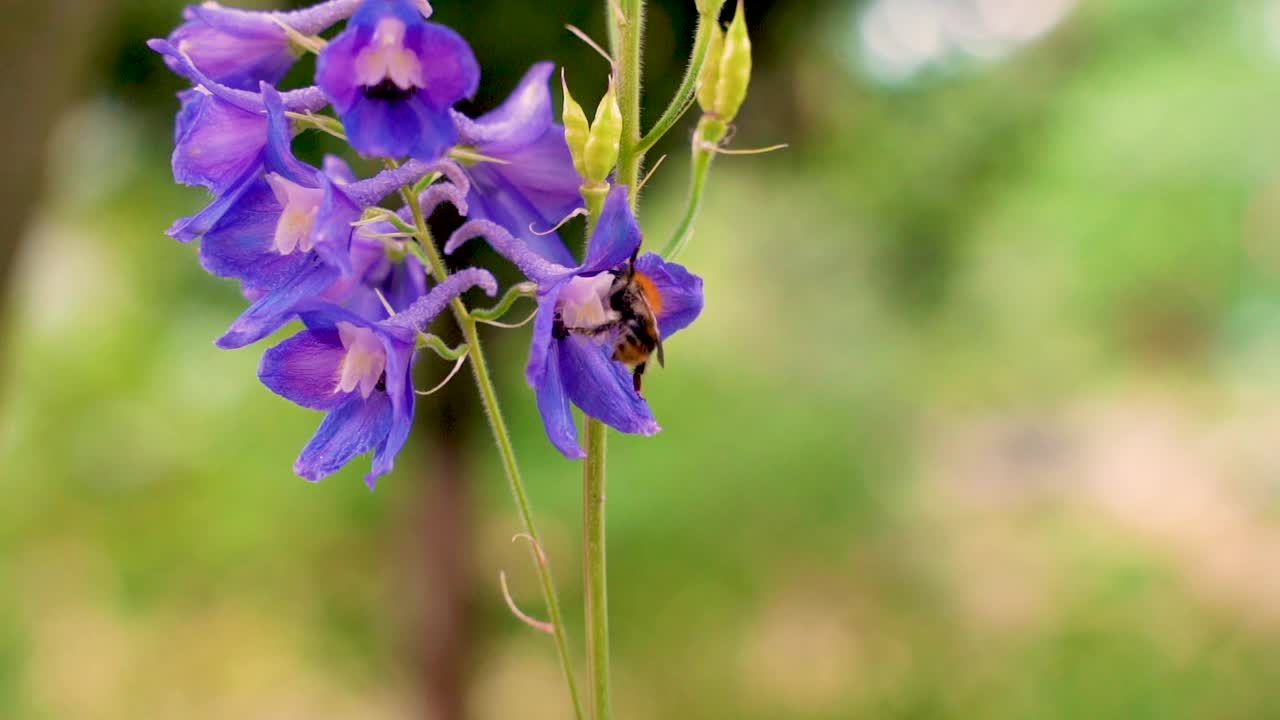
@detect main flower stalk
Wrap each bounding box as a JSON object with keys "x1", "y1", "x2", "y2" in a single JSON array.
[{"x1": 583, "y1": 1, "x2": 646, "y2": 717}]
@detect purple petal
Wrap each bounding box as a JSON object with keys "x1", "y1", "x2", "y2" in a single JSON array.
[
  {"x1": 414, "y1": 21, "x2": 480, "y2": 108},
  {"x1": 452, "y1": 62, "x2": 554, "y2": 152},
  {"x1": 341, "y1": 93, "x2": 456, "y2": 160},
  {"x1": 216, "y1": 259, "x2": 340, "y2": 348},
  {"x1": 382, "y1": 256, "x2": 429, "y2": 311},
  {"x1": 465, "y1": 163, "x2": 577, "y2": 267},
  {"x1": 559, "y1": 335, "x2": 659, "y2": 436},
  {"x1": 368, "y1": 334, "x2": 416, "y2": 487},
  {"x1": 482, "y1": 126, "x2": 583, "y2": 224},
  {"x1": 349, "y1": 0, "x2": 426, "y2": 28},
  {"x1": 190, "y1": 0, "x2": 362, "y2": 38},
  {"x1": 197, "y1": 176, "x2": 310, "y2": 290},
  {"x1": 150, "y1": 39, "x2": 329, "y2": 115},
  {"x1": 313, "y1": 24, "x2": 365, "y2": 113},
  {"x1": 581, "y1": 185, "x2": 641, "y2": 274},
  {"x1": 446, "y1": 219, "x2": 574, "y2": 284},
  {"x1": 294, "y1": 393, "x2": 394, "y2": 482},
  {"x1": 259, "y1": 327, "x2": 351, "y2": 411},
  {"x1": 535, "y1": 338, "x2": 585, "y2": 459},
  {"x1": 261, "y1": 83, "x2": 321, "y2": 184},
  {"x1": 167, "y1": 8, "x2": 293, "y2": 90},
  {"x1": 167, "y1": 163, "x2": 260, "y2": 242},
  {"x1": 524, "y1": 281, "x2": 564, "y2": 386},
  {"x1": 311, "y1": 172, "x2": 363, "y2": 275},
  {"x1": 633, "y1": 253, "x2": 704, "y2": 339},
  {"x1": 296, "y1": 302, "x2": 379, "y2": 333},
  {"x1": 172, "y1": 88, "x2": 268, "y2": 190}
]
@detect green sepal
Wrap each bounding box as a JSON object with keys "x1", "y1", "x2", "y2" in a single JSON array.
[
  {"x1": 583, "y1": 78, "x2": 622, "y2": 185},
  {"x1": 561, "y1": 71, "x2": 591, "y2": 179}
]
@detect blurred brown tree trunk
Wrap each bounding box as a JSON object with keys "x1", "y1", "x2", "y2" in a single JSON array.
[
  {"x1": 408, "y1": 386, "x2": 477, "y2": 720},
  {"x1": 0, "y1": 0, "x2": 107, "y2": 385}
]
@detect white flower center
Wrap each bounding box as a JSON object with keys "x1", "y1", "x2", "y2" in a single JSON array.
[
  {"x1": 354, "y1": 18, "x2": 425, "y2": 90},
  {"x1": 558, "y1": 273, "x2": 618, "y2": 331},
  {"x1": 266, "y1": 173, "x2": 324, "y2": 255},
  {"x1": 336, "y1": 322, "x2": 387, "y2": 398}
]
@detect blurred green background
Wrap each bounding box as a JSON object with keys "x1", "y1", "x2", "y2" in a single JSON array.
[{"x1": 4, "y1": 0, "x2": 1280, "y2": 717}]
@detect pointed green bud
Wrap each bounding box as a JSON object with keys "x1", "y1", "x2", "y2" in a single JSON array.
[
  {"x1": 695, "y1": 0, "x2": 727, "y2": 15},
  {"x1": 696, "y1": 23, "x2": 724, "y2": 115},
  {"x1": 714, "y1": 0, "x2": 752, "y2": 122},
  {"x1": 583, "y1": 77, "x2": 622, "y2": 184},
  {"x1": 561, "y1": 70, "x2": 590, "y2": 179}
]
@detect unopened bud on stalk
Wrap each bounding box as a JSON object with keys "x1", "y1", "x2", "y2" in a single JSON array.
[
  {"x1": 695, "y1": 24, "x2": 724, "y2": 114},
  {"x1": 714, "y1": 0, "x2": 752, "y2": 122},
  {"x1": 583, "y1": 77, "x2": 622, "y2": 185},
  {"x1": 695, "y1": 0, "x2": 727, "y2": 15},
  {"x1": 561, "y1": 70, "x2": 590, "y2": 179}
]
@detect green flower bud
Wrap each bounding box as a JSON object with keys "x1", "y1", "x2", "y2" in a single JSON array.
[
  {"x1": 561, "y1": 70, "x2": 590, "y2": 179},
  {"x1": 714, "y1": 0, "x2": 752, "y2": 122},
  {"x1": 695, "y1": 0, "x2": 727, "y2": 15},
  {"x1": 696, "y1": 23, "x2": 724, "y2": 115},
  {"x1": 583, "y1": 78, "x2": 622, "y2": 185}
]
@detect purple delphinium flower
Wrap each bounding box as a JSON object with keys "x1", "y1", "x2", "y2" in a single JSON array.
[
  {"x1": 446, "y1": 186, "x2": 705, "y2": 458},
  {"x1": 259, "y1": 268, "x2": 496, "y2": 486},
  {"x1": 166, "y1": 0, "x2": 362, "y2": 90},
  {"x1": 316, "y1": 0, "x2": 479, "y2": 160},
  {"x1": 452, "y1": 62, "x2": 582, "y2": 267},
  {"x1": 147, "y1": 71, "x2": 443, "y2": 348}
]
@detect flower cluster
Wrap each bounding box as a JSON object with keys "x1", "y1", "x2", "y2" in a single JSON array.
[{"x1": 152, "y1": 0, "x2": 705, "y2": 484}]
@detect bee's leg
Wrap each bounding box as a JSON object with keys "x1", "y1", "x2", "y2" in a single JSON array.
[
  {"x1": 632, "y1": 361, "x2": 646, "y2": 394},
  {"x1": 568, "y1": 320, "x2": 621, "y2": 338}
]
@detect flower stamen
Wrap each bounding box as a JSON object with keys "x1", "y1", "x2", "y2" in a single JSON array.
[{"x1": 336, "y1": 322, "x2": 387, "y2": 397}]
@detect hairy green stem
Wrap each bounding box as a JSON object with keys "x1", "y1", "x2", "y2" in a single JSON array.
[
  {"x1": 401, "y1": 186, "x2": 587, "y2": 720},
  {"x1": 580, "y1": 2, "x2": 646, "y2": 717},
  {"x1": 582, "y1": 416, "x2": 610, "y2": 719},
  {"x1": 615, "y1": 0, "x2": 646, "y2": 205}
]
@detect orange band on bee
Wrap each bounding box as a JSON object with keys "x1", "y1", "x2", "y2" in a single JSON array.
[{"x1": 632, "y1": 271, "x2": 663, "y2": 315}]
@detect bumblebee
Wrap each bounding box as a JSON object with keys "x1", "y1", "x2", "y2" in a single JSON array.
[
  {"x1": 604, "y1": 252, "x2": 665, "y2": 393},
  {"x1": 554, "y1": 250, "x2": 665, "y2": 393}
]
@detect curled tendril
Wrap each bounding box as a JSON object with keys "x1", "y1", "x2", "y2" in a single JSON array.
[
  {"x1": 499, "y1": 571, "x2": 554, "y2": 635},
  {"x1": 471, "y1": 281, "x2": 537, "y2": 323},
  {"x1": 531, "y1": 207, "x2": 588, "y2": 237},
  {"x1": 512, "y1": 532, "x2": 549, "y2": 568},
  {"x1": 416, "y1": 333, "x2": 468, "y2": 360},
  {"x1": 477, "y1": 310, "x2": 537, "y2": 329},
  {"x1": 415, "y1": 349, "x2": 470, "y2": 396},
  {"x1": 499, "y1": 534, "x2": 554, "y2": 634}
]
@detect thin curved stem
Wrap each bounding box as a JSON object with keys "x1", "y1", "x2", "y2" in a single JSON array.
[
  {"x1": 635, "y1": 13, "x2": 715, "y2": 156},
  {"x1": 660, "y1": 143, "x2": 713, "y2": 260},
  {"x1": 402, "y1": 186, "x2": 587, "y2": 720}
]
